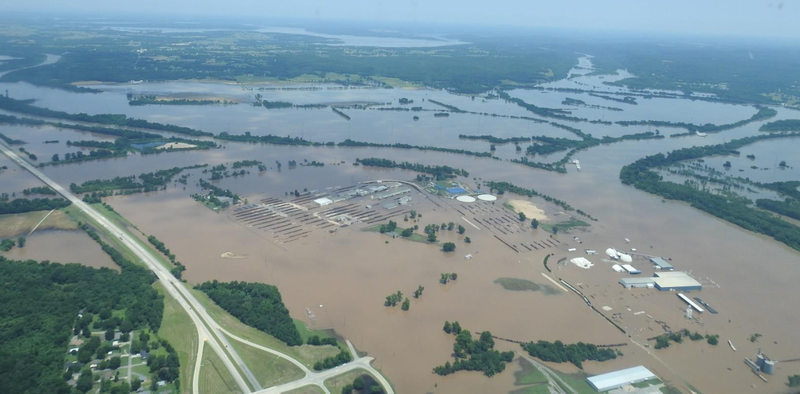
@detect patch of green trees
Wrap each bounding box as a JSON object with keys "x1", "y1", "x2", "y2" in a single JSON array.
[
  {"x1": 520, "y1": 340, "x2": 616, "y2": 369},
  {"x1": 0, "y1": 197, "x2": 71, "y2": 214},
  {"x1": 433, "y1": 329, "x2": 514, "y2": 377},
  {"x1": 355, "y1": 157, "x2": 468, "y2": 179},
  {"x1": 196, "y1": 280, "x2": 302, "y2": 346}
]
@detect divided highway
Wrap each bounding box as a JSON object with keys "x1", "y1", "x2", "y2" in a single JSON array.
[{"x1": 1, "y1": 141, "x2": 394, "y2": 394}]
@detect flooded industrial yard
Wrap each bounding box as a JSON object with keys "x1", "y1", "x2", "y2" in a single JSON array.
[{"x1": 2, "y1": 55, "x2": 800, "y2": 394}]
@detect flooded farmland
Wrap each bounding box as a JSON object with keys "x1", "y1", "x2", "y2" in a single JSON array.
[{"x1": 2, "y1": 56, "x2": 800, "y2": 394}]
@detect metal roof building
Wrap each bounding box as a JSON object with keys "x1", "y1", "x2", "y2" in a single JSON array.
[
  {"x1": 650, "y1": 257, "x2": 674, "y2": 270},
  {"x1": 619, "y1": 277, "x2": 655, "y2": 289},
  {"x1": 587, "y1": 365, "x2": 656, "y2": 392},
  {"x1": 653, "y1": 272, "x2": 702, "y2": 291}
]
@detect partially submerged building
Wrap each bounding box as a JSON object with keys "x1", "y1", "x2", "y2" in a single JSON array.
[
  {"x1": 587, "y1": 365, "x2": 657, "y2": 392},
  {"x1": 619, "y1": 271, "x2": 702, "y2": 291},
  {"x1": 650, "y1": 257, "x2": 674, "y2": 270}
]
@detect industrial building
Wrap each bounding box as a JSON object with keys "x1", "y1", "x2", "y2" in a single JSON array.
[
  {"x1": 653, "y1": 271, "x2": 702, "y2": 291},
  {"x1": 619, "y1": 277, "x2": 655, "y2": 289},
  {"x1": 587, "y1": 365, "x2": 657, "y2": 392},
  {"x1": 619, "y1": 272, "x2": 702, "y2": 291},
  {"x1": 650, "y1": 257, "x2": 674, "y2": 270}
]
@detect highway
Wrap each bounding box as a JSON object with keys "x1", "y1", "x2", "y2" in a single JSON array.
[
  {"x1": 0, "y1": 141, "x2": 255, "y2": 394},
  {"x1": 1, "y1": 140, "x2": 394, "y2": 394}
]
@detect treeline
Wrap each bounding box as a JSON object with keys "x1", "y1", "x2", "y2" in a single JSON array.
[
  {"x1": 617, "y1": 106, "x2": 777, "y2": 135},
  {"x1": 0, "y1": 256, "x2": 163, "y2": 394},
  {"x1": 70, "y1": 165, "x2": 206, "y2": 194},
  {"x1": 355, "y1": 158, "x2": 469, "y2": 179},
  {"x1": 195, "y1": 281, "x2": 302, "y2": 346},
  {"x1": 0, "y1": 95, "x2": 212, "y2": 136},
  {"x1": 129, "y1": 94, "x2": 229, "y2": 106},
  {"x1": 756, "y1": 199, "x2": 800, "y2": 221},
  {"x1": 433, "y1": 329, "x2": 514, "y2": 377},
  {"x1": 147, "y1": 235, "x2": 187, "y2": 279},
  {"x1": 520, "y1": 340, "x2": 617, "y2": 369},
  {"x1": 332, "y1": 107, "x2": 351, "y2": 120},
  {"x1": 0, "y1": 197, "x2": 71, "y2": 214},
  {"x1": 339, "y1": 139, "x2": 496, "y2": 159},
  {"x1": 216, "y1": 131, "x2": 328, "y2": 146},
  {"x1": 198, "y1": 178, "x2": 240, "y2": 204},
  {"x1": 0, "y1": 112, "x2": 163, "y2": 140},
  {"x1": 562, "y1": 97, "x2": 623, "y2": 111},
  {"x1": 620, "y1": 132, "x2": 800, "y2": 252},
  {"x1": 526, "y1": 131, "x2": 663, "y2": 156},
  {"x1": 458, "y1": 134, "x2": 530, "y2": 144},
  {"x1": 0, "y1": 131, "x2": 25, "y2": 145},
  {"x1": 428, "y1": 99, "x2": 466, "y2": 113},
  {"x1": 759, "y1": 119, "x2": 800, "y2": 132},
  {"x1": 497, "y1": 90, "x2": 610, "y2": 124},
  {"x1": 258, "y1": 100, "x2": 293, "y2": 109},
  {"x1": 486, "y1": 181, "x2": 597, "y2": 221},
  {"x1": 22, "y1": 186, "x2": 56, "y2": 195},
  {"x1": 232, "y1": 160, "x2": 263, "y2": 169},
  {"x1": 588, "y1": 93, "x2": 637, "y2": 105}
]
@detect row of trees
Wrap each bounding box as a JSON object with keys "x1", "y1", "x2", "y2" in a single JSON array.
[
  {"x1": 620, "y1": 132, "x2": 800, "y2": 252},
  {"x1": 339, "y1": 139, "x2": 496, "y2": 159},
  {"x1": 0, "y1": 197, "x2": 71, "y2": 214},
  {"x1": 355, "y1": 158, "x2": 469, "y2": 180},
  {"x1": 520, "y1": 340, "x2": 617, "y2": 369},
  {"x1": 486, "y1": 181, "x2": 596, "y2": 221}
]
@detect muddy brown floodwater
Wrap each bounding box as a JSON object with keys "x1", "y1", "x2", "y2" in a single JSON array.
[{"x1": 2, "y1": 58, "x2": 800, "y2": 393}]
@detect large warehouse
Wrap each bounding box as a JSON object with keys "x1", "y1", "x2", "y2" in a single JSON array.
[
  {"x1": 653, "y1": 271, "x2": 702, "y2": 291},
  {"x1": 587, "y1": 365, "x2": 657, "y2": 392}
]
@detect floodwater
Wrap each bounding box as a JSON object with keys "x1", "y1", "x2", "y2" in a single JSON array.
[
  {"x1": 3, "y1": 229, "x2": 117, "y2": 270},
  {"x1": 1, "y1": 55, "x2": 800, "y2": 394}
]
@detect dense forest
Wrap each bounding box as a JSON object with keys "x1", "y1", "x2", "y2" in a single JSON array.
[
  {"x1": 196, "y1": 281, "x2": 303, "y2": 346},
  {"x1": 355, "y1": 158, "x2": 469, "y2": 179},
  {"x1": 620, "y1": 132, "x2": 800, "y2": 252},
  {"x1": 520, "y1": 340, "x2": 617, "y2": 369}
]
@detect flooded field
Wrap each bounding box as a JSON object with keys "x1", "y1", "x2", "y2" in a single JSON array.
[{"x1": 2, "y1": 55, "x2": 800, "y2": 394}]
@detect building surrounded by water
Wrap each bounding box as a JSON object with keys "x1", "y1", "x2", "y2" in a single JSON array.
[{"x1": 587, "y1": 365, "x2": 657, "y2": 392}]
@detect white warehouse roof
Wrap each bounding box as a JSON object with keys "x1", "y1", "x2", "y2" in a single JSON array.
[
  {"x1": 313, "y1": 197, "x2": 333, "y2": 206},
  {"x1": 587, "y1": 365, "x2": 656, "y2": 392}
]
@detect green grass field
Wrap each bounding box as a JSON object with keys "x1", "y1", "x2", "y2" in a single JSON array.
[
  {"x1": 191, "y1": 288, "x2": 340, "y2": 368},
  {"x1": 323, "y1": 368, "x2": 370, "y2": 393},
  {"x1": 0, "y1": 209, "x2": 77, "y2": 237},
  {"x1": 200, "y1": 347, "x2": 243, "y2": 394},
  {"x1": 228, "y1": 337, "x2": 305, "y2": 388},
  {"x1": 154, "y1": 282, "x2": 197, "y2": 394},
  {"x1": 284, "y1": 385, "x2": 325, "y2": 394}
]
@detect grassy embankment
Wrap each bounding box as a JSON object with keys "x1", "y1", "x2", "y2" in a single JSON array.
[
  {"x1": 510, "y1": 359, "x2": 549, "y2": 394},
  {"x1": 200, "y1": 346, "x2": 242, "y2": 394},
  {"x1": 0, "y1": 209, "x2": 76, "y2": 237},
  {"x1": 284, "y1": 385, "x2": 326, "y2": 394},
  {"x1": 153, "y1": 282, "x2": 197, "y2": 394}
]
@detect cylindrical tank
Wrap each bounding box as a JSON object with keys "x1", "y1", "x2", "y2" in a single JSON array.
[
  {"x1": 762, "y1": 360, "x2": 775, "y2": 375},
  {"x1": 756, "y1": 354, "x2": 766, "y2": 369}
]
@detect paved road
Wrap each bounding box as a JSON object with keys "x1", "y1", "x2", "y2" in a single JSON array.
[
  {"x1": 0, "y1": 141, "x2": 255, "y2": 393},
  {"x1": 1, "y1": 141, "x2": 395, "y2": 394}
]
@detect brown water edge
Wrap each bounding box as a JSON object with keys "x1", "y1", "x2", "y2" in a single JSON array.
[{"x1": 3, "y1": 229, "x2": 117, "y2": 270}]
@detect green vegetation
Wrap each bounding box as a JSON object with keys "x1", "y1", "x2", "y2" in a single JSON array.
[
  {"x1": 756, "y1": 199, "x2": 800, "y2": 221},
  {"x1": 459, "y1": 134, "x2": 530, "y2": 144},
  {"x1": 759, "y1": 119, "x2": 800, "y2": 132},
  {"x1": 154, "y1": 282, "x2": 197, "y2": 394},
  {"x1": 227, "y1": 338, "x2": 304, "y2": 388},
  {"x1": 749, "y1": 333, "x2": 762, "y2": 343},
  {"x1": 620, "y1": 132, "x2": 800, "y2": 252},
  {"x1": 384, "y1": 291, "x2": 403, "y2": 307},
  {"x1": 129, "y1": 94, "x2": 231, "y2": 106},
  {"x1": 433, "y1": 329, "x2": 514, "y2": 377},
  {"x1": 0, "y1": 209, "x2": 77, "y2": 238},
  {"x1": 216, "y1": 131, "x2": 327, "y2": 146},
  {"x1": 70, "y1": 164, "x2": 206, "y2": 194},
  {"x1": 339, "y1": 139, "x2": 496, "y2": 159},
  {"x1": 788, "y1": 374, "x2": 800, "y2": 387},
  {"x1": 0, "y1": 197, "x2": 71, "y2": 215},
  {"x1": 332, "y1": 107, "x2": 351, "y2": 120},
  {"x1": 196, "y1": 280, "x2": 303, "y2": 346},
  {"x1": 428, "y1": 99, "x2": 465, "y2": 113},
  {"x1": 520, "y1": 340, "x2": 617, "y2": 369},
  {"x1": 0, "y1": 131, "x2": 25, "y2": 144},
  {"x1": 618, "y1": 105, "x2": 776, "y2": 136},
  {"x1": 440, "y1": 272, "x2": 458, "y2": 284},
  {"x1": 0, "y1": 244, "x2": 163, "y2": 394},
  {"x1": 442, "y1": 242, "x2": 456, "y2": 252},
  {"x1": 0, "y1": 95, "x2": 212, "y2": 136},
  {"x1": 21, "y1": 186, "x2": 55, "y2": 195},
  {"x1": 199, "y1": 345, "x2": 241, "y2": 394},
  {"x1": 355, "y1": 157, "x2": 468, "y2": 179},
  {"x1": 541, "y1": 218, "x2": 589, "y2": 234},
  {"x1": 588, "y1": 93, "x2": 637, "y2": 105},
  {"x1": 514, "y1": 358, "x2": 548, "y2": 387}
]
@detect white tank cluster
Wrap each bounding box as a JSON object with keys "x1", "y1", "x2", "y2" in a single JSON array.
[{"x1": 605, "y1": 247, "x2": 633, "y2": 263}]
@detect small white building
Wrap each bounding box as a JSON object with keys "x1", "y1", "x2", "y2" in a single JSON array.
[{"x1": 313, "y1": 197, "x2": 333, "y2": 207}]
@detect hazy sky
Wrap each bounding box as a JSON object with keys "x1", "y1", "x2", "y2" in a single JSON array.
[{"x1": 6, "y1": 0, "x2": 800, "y2": 39}]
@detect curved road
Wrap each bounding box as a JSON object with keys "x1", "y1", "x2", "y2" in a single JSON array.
[
  {"x1": 0, "y1": 141, "x2": 254, "y2": 393},
  {"x1": 1, "y1": 140, "x2": 394, "y2": 394}
]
